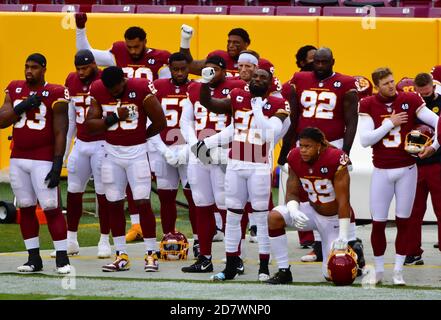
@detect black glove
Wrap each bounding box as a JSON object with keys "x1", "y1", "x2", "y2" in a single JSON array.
[
  {"x1": 75, "y1": 12, "x2": 87, "y2": 29},
  {"x1": 13, "y1": 94, "x2": 41, "y2": 116},
  {"x1": 45, "y1": 156, "x2": 63, "y2": 189},
  {"x1": 191, "y1": 140, "x2": 211, "y2": 165}
]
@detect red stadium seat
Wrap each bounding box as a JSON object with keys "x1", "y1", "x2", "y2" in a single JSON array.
[
  {"x1": 428, "y1": 7, "x2": 441, "y2": 16},
  {"x1": 136, "y1": 5, "x2": 182, "y2": 13},
  {"x1": 395, "y1": 0, "x2": 440, "y2": 8},
  {"x1": 295, "y1": 0, "x2": 341, "y2": 6},
  {"x1": 0, "y1": 3, "x2": 33, "y2": 11},
  {"x1": 323, "y1": 6, "x2": 375, "y2": 15},
  {"x1": 342, "y1": 0, "x2": 391, "y2": 6},
  {"x1": 276, "y1": 6, "x2": 321, "y2": 15},
  {"x1": 91, "y1": 4, "x2": 136, "y2": 13},
  {"x1": 35, "y1": 4, "x2": 80, "y2": 12},
  {"x1": 183, "y1": 5, "x2": 228, "y2": 14},
  {"x1": 229, "y1": 5, "x2": 275, "y2": 15},
  {"x1": 375, "y1": 6, "x2": 415, "y2": 16}
]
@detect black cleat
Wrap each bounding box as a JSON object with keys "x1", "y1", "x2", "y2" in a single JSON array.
[
  {"x1": 434, "y1": 243, "x2": 439, "y2": 249},
  {"x1": 265, "y1": 267, "x2": 293, "y2": 285},
  {"x1": 349, "y1": 238, "x2": 365, "y2": 276},
  {"x1": 404, "y1": 255, "x2": 424, "y2": 266},
  {"x1": 17, "y1": 257, "x2": 43, "y2": 273},
  {"x1": 236, "y1": 257, "x2": 245, "y2": 275},
  {"x1": 211, "y1": 256, "x2": 240, "y2": 281},
  {"x1": 182, "y1": 255, "x2": 213, "y2": 273}
]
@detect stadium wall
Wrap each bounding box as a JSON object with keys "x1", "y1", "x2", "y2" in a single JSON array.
[{"x1": 0, "y1": 13, "x2": 438, "y2": 220}]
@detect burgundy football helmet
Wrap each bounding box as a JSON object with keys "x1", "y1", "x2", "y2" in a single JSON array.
[
  {"x1": 396, "y1": 77, "x2": 415, "y2": 93},
  {"x1": 327, "y1": 246, "x2": 358, "y2": 286},
  {"x1": 159, "y1": 231, "x2": 189, "y2": 260},
  {"x1": 405, "y1": 124, "x2": 434, "y2": 155},
  {"x1": 354, "y1": 75, "x2": 373, "y2": 99}
]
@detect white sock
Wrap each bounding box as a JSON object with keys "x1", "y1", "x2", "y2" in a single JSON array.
[
  {"x1": 24, "y1": 237, "x2": 39, "y2": 250},
  {"x1": 269, "y1": 234, "x2": 289, "y2": 269},
  {"x1": 254, "y1": 211, "x2": 270, "y2": 254},
  {"x1": 214, "y1": 212, "x2": 223, "y2": 230},
  {"x1": 193, "y1": 234, "x2": 198, "y2": 241},
  {"x1": 67, "y1": 231, "x2": 77, "y2": 242},
  {"x1": 394, "y1": 254, "x2": 406, "y2": 272},
  {"x1": 130, "y1": 214, "x2": 140, "y2": 225},
  {"x1": 240, "y1": 239, "x2": 245, "y2": 259},
  {"x1": 348, "y1": 222, "x2": 356, "y2": 242},
  {"x1": 314, "y1": 229, "x2": 321, "y2": 242},
  {"x1": 53, "y1": 239, "x2": 67, "y2": 251},
  {"x1": 374, "y1": 255, "x2": 385, "y2": 273},
  {"x1": 100, "y1": 234, "x2": 110, "y2": 242},
  {"x1": 225, "y1": 211, "x2": 243, "y2": 253},
  {"x1": 143, "y1": 238, "x2": 157, "y2": 252},
  {"x1": 113, "y1": 236, "x2": 127, "y2": 254}
]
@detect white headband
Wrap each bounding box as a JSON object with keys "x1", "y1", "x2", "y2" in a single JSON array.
[{"x1": 238, "y1": 53, "x2": 258, "y2": 66}]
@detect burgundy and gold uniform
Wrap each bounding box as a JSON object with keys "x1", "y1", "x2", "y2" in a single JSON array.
[
  {"x1": 110, "y1": 41, "x2": 170, "y2": 81},
  {"x1": 6, "y1": 81, "x2": 69, "y2": 161}
]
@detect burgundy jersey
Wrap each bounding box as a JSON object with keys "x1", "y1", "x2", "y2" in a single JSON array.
[
  {"x1": 6, "y1": 81, "x2": 69, "y2": 161},
  {"x1": 153, "y1": 78, "x2": 192, "y2": 146},
  {"x1": 89, "y1": 78, "x2": 156, "y2": 146},
  {"x1": 431, "y1": 65, "x2": 441, "y2": 84},
  {"x1": 354, "y1": 75, "x2": 373, "y2": 99},
  {"x1": 229, "y1": 88, "x2": 290, "y2": 164},
  {"x1": 359, "y1": 92, "x2": 425, "y2": 169},
  {"x1": 110, "y1": 41, "x2": 170, "y2": 81},
  {"x1": 65, "y1": 70, "x2": 104, "y2": 142},
  {"x1": 287, "y1": 146, "x2": 349, "y2": 205},
  {"x1": 207, "y1": 50, "x2": 274, "y2": 78},
  {"x1": 288, "y1": 71, "x2": 357, "y2": 142},
  {"x1": 187, "y1": 79, "x2": 246, "y2": 139},
  {"x1": 438, "y1": 116, "x2": 441, "y2": 146}
]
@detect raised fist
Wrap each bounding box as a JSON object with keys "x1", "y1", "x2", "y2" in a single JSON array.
[
  {"x1": 201, "y1": 67, "x2": 215, "y2": 84},
  {"x1": 181, "y1": 24, "x2": 193, "y2": 40},
  {"x1": 75, "y1": 12, "x2": 87, "y2": 29}
]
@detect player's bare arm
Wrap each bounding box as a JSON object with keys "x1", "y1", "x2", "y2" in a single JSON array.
[
  {"x1": 0, "y1": 94, "x2": 19, "y2": 128},
  {"x1": 143, "y1": 94, "x2": 166, "y2": 138},
  {"x1": 85, "y1": 98, "x2": 106, "y2": 134},
  {"x1": 52, "y1": 101, "x2": 69, "y2": 158},
  {"x1": 179, "y1": 24, "x2": 205, "y2": 76},
  {"x1": 200, "y1": 83, "x2": 232, "y2": 114},
  {"x1": 342, "y1": 89, "x2": 359, "y2": 155},
  {"x1": 333, "y1": 166, "x2": 351, "y2": 220}
]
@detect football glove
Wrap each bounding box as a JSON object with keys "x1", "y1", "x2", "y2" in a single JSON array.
[
  {"x1": 191, "y1": 140, "x2": 211, "y2": 165},
  {"x1": 201, "y1": 67, "x2": 215, "y2": 84},
  {"x1": 13, "y1": 94, "x2": 41, "y2": 116},
  {"x1": 75, "y1": 12, "x2": 87, "y2": 29},
  {"x1": 45, "y1": 156, "x2": 63, "y2": 189}
]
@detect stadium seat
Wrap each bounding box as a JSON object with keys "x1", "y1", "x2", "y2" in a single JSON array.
[
  {"x1": 395, "y1": 0, "x2": 440, "y2": 8},
  {"x1": 428, "y1": 7, "x2": 441, "y2": 16},
  {"x1": 0, "y1": 3, "x2": 33, "y2": 11},
  {"x1": 375, "y1": 6, "x2": 415, "y2": 16},
  {"x1": 295, "y1": 0, "x2": 341, "y2": 6},
  {"x1": 91, "y1": 4, "x2": 135, "y2": 13},
  {"x1": 136, "y1": 4, "x2": 182, "y2": 13},
  {"x1": 35, "y1": 4, "x2": 80, "y2": 12},
  {"x1": 276, "y1": 6, "x2": 321, "y2": 15},
  {"x1": 229, "y1": 5, "x2": 275, "y2": 15},
  {"x1": 342, "y1": 0, "x2": 390, "y2": 6},
  {"x1": 323, "y1": 6, "x2": 372, "y2": 15},
  {"x1": 183, "y1": 5, "x2": 228, "y2": 14}
]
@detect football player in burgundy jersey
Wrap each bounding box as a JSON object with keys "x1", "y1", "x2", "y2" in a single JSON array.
[
  {"x1": 148, "y1": 53, "x2": 198, "y2": 254},
  {"x1": 52, "y1": 50, "x2": 111, "y2": 259},
  {"x1": 86, "y1": 67, "x2": 166, "y2": 272},
  {"x1": 279, "y1": 47, "x2": 361, "y2": 264},
  {"x1": 180, "y1": 56, "x2": 247, "y2": 274},
  {"x1": 196, "y1": 67, "x2": 290, "y2": 281},
  {"x1": 0, "y1": 54, "x2": 71, "y2": 274},
  {"x1": 266, "y1": 128, "x2": 353, "y2": 284},
  {"x1": 404, "y1": 73, "x2": 441, "y2": 266},
  {"x1": 74, "y1": 12, "x2": 171, "y2": 242},
  {"x1": 359, "y1": 67, "x2": 440, "y2": 285},
  {"x1": 179, "y1": 24, "x2": 276, "y2": 78}
]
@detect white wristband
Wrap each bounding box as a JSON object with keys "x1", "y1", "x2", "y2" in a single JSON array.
[{"x1": 338, "y1": 218, "x2": 350, "y2": 240}]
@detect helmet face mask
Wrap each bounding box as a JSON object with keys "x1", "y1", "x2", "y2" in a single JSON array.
[
  {"x1": 404, "y1": 124, "x2": 434, "y2": 156},
  {"x1": 159, "y1": 232, "x2": 189, "y2": 260},
  {"x1": 327, "y1": 246, "x2": 358, "y2": 286}
]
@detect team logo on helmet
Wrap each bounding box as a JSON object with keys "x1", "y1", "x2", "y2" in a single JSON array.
[
  {"x1": 327, "y1": 246, "x2": 358, "y2": 286},
  {"x1": 405, "y1": 124, "x2": 434, "y2": 155},
  {"x1": 159, "y1": 231, "x2": 189, "y2": 261}
]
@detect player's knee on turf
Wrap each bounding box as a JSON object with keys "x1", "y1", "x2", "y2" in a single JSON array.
[{"x1": 268, "y1": 210, "x2": 285, "y2": 230}]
